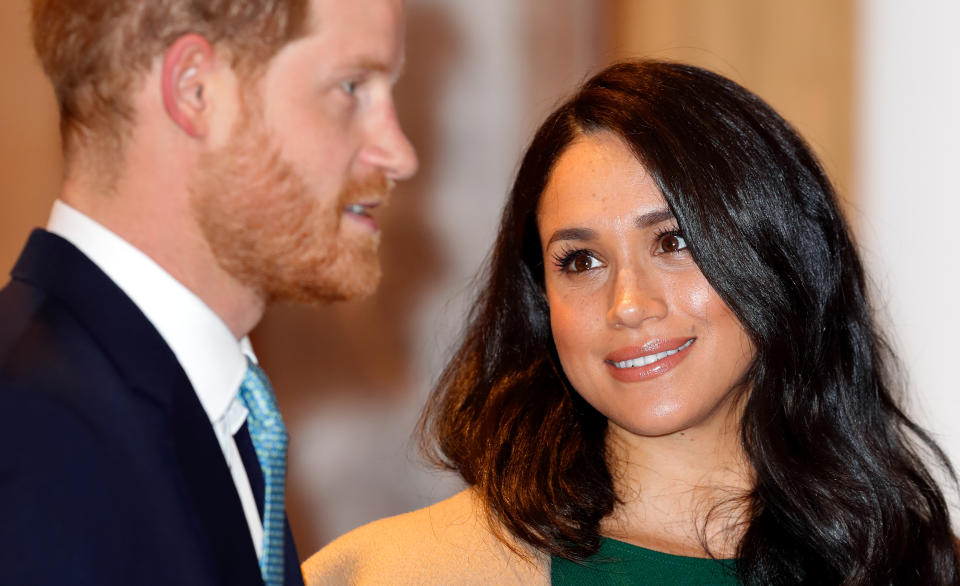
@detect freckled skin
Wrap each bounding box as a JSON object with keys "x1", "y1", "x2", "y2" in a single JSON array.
[{"x1": 537, "y1": 132, "x2": 754, "y2": 441}]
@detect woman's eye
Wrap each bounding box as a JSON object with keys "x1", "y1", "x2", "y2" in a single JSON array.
[
  {"x1": 657, "y1": 233, "x2": 688, "y2": 253},
  {"x1": 568, "y1": 252, "x2": 601, "y2": 273}
]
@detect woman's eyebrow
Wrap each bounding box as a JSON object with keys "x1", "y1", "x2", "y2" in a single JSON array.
[
  {"x1": 635, "y1": 208, "x2": 675, "y2": 229},
  {"x1": 546, "y1": 227, "x2": 596, "y2": 246},
  {"x1": 546, "y1": 208, "x2": 675, "y2": 246}
]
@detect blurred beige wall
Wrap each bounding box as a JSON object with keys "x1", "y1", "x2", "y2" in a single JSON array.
[
  {"x1": 0, "y1": 0, "x2": 61, "y2": 272},
  {"x1": 607, "y1": 0, "x2": 855, "y2": 213}
]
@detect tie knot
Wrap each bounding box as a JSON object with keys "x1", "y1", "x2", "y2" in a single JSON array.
[{"x1": 238, "y1": 358, "x2": 288, "y2": 447}]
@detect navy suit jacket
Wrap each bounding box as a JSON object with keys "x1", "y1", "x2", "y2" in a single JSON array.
[{"x1": 0, "y1": 230, "x2": 304, "y2": 586}]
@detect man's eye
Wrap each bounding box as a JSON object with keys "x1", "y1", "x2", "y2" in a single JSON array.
[
  {"x1": 657, "y1": 233, "x2": 688, "y2": 253},
  {"x1": 340, "y1": 79, "x2": 359, "y2": 95},
  {"x1": 568, "y1": 252, "x2": 601, "y2": 273}
]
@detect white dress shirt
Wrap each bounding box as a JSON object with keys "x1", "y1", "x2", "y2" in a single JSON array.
[{"x1": 47, "y1": 200, "x2": 265, "y2": 557}]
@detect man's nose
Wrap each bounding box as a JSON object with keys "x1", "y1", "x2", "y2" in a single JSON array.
[{"x1": 360, "y1": 102, "x2": 418, "y2": 181}]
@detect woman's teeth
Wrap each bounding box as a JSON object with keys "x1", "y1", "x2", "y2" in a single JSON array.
[{"x1": 613, "y1": 338, "x2": 694, "y2": 369}]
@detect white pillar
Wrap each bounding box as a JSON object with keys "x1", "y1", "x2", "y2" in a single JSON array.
[{"x1": 858, "y1": 0, "x2": 960, "y2": 519}]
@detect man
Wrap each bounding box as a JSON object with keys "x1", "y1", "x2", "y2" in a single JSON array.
[{"x1": 0, "y1": 0, "x2": 416, "y2": 584}]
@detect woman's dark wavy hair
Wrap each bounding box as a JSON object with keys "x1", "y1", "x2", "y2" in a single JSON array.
[{"x1": 419, "y1": 60, "x2": 960, "y2": 584}]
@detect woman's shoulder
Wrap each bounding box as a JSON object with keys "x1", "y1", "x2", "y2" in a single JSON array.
[{"x1": 301, "y1": 488, "x2": 550, "y2": 585}]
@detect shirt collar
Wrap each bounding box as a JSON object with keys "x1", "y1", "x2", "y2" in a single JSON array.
[{"x1": 47, "y1": 200, "x2": 250, "y2": 422}]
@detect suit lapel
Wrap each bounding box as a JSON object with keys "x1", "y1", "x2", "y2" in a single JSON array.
[
  {"x1": 169, "y1": 371, "x2": 266, "y2": 585},
  {"x1": 12, "y1": 230, "x2": 265, "y2": 585}
]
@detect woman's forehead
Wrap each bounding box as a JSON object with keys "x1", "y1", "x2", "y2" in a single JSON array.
[{"x1": 537, "y1": 133, "x2": 666, "y2": 230}]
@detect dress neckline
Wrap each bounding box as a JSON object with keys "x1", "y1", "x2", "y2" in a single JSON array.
[{"x1": 598, "y1": 536, "x2": 737, "y2": 566}]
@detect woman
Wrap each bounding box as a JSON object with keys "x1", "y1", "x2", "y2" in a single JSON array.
[{"x1": 303, "y1": 60, "x2": 960, "y2": 585}]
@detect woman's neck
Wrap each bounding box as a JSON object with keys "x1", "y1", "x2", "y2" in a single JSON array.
[{"x1": 600, "y1": 406, "x2": 753, "y2": 559}]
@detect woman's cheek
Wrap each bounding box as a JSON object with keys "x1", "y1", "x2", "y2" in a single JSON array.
[{"x1": 673, "y1": 272, "x2": 712, "y2": 321}]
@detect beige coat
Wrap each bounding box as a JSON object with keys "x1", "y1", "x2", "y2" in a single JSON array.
[{"x1": 302, "y1": 489, "x2": 551, "y2": 585}]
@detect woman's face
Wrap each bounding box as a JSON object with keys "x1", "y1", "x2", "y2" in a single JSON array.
[{"x1": 537, "y1": 132, "x2": 754, "y2": 439}]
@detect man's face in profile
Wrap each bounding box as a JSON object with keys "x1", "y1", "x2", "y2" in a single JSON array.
[{"x1": 191, "y1": 0, "x2": 417, "y2": 306}]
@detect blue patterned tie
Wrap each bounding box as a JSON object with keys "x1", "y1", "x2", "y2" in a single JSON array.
[{"x1": 238, "y1": 358, "x2": 288, "y2": 586}]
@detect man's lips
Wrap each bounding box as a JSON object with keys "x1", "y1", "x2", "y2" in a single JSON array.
[
  {"x1": 344, "y1": 202, "x2": 381, "y2": 216},
  {"x1": 343, "y1": 202, "x2": 382, "y2": 229},
  {"x1": 604, "y1": 338, "x2": 695, "y2": 382}
]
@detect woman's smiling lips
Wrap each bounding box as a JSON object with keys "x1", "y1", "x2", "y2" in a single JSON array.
[{"x1": 605, "y1": 338, "x2": 696, "y2": 382}]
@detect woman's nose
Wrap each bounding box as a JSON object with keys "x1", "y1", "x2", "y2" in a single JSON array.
[{"x1": 606, "y1": 268, "x2": 667, "y2": 329}]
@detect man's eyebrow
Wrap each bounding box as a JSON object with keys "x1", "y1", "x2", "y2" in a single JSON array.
[
  {"x1": 635, "y1": 208, "x2": 675, "y2": 229},
  {"x1": 546, "y1": 227, "x2": 597, "y2": 246},
  {"x1": 350, "y1": 58, "x2": 398, "y2": 77}
]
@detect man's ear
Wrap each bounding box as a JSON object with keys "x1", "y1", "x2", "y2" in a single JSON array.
[{"x1": 162, "y1": 34, "x2": 217, "y2": 138}]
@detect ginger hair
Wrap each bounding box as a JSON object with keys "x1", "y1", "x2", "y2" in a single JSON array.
[{"x1": 31, "y1": 0, "x2": 309, "y2": 162}]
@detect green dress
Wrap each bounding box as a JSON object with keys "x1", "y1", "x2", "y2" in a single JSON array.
[{"x1": 551, "y1": 537, "x2": 740, "y2": 585}]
